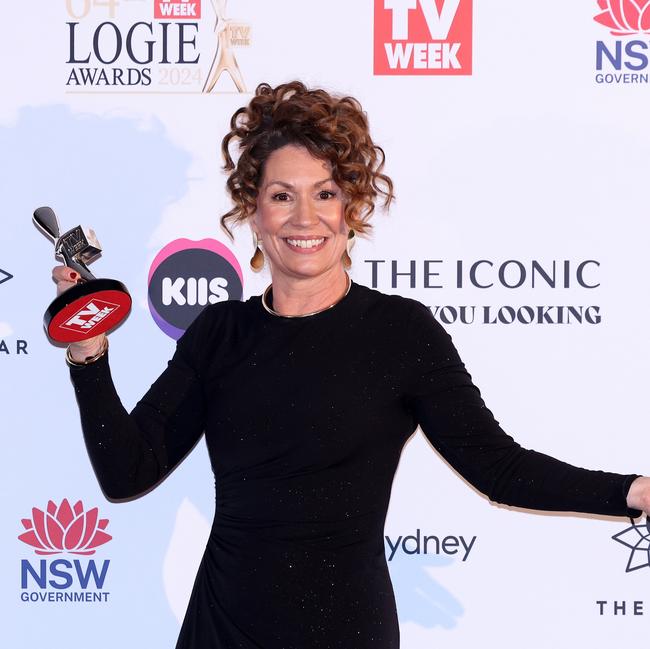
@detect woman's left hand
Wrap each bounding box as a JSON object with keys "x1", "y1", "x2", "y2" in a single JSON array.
[{"x1": 626, "y1": 476, "x2": 650, "y2": 513}]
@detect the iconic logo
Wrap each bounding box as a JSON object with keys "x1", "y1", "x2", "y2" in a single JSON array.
[
  {"x1": 18, "y1": 499, "x2": 112, "y2": 556},
  {"x1": 363, "y1": 257, "x2": 603, "y2": 326},
  {"x1": 612, "y1": 517, "x2": 650, "y2": 572},
  {"x1": 60, "y1": 298, "x2": 120, "y2": 335},
  {"x1": 374, "y1": 0, "x2": 473, "y2": 75},
  {"x1": 594, "y1": 0, "x2": 650, "y2": 84},
  {"x1": 148, "y1": 238, "x2": 243, "y2": 339},
  {"x1": 594, "y1": 0, "x2": 650, "y2": 35}
]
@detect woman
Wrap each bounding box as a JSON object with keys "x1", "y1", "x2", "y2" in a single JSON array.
[{"x1": 54, "y1": 81, "x2": 650, "y2": 648}]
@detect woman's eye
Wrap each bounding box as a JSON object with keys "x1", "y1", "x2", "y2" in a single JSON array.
[
  {"x1": 272, "y1": 192, "x2": 290, "y2": 201},
  {"x1": 319, "y1": 190, "x2": 335, "y2": 200}
]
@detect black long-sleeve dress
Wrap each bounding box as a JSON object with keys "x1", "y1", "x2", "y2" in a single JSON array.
[{"x1": 68, "y1": 280, "x2": 641, "y2": 648}]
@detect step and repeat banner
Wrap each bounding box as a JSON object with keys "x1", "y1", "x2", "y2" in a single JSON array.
[{"x1": 2, "y1": 1, "x2": 649, "y2": 647}]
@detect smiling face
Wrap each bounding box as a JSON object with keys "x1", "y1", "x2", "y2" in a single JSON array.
[{"x1": 251, "y1": 144, "x2": 349, "y2": 283}]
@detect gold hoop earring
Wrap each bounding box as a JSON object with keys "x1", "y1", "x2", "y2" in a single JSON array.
[
  {"x1": 342, "y1": 229, "x2": 356, "y2": 269},
  {"x1": 250, "y1": 231, "x2": 264, "y2": 271}
]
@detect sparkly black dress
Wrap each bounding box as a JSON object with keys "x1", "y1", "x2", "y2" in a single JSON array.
[{"x1": 68, "y1": 280, "x2": 641, "y2": 648}]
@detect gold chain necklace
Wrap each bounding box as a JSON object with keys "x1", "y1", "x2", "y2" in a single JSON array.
[{"x1": 261, "y1": 273, "x2": 352, "y2": 318}]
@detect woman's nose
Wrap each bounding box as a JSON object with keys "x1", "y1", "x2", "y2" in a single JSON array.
[{"x1": 291, "y1": 196, "x2": 320, "y2": 226}]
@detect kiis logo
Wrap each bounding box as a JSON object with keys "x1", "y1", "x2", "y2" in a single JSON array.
[
  {"x1": 148, "y1": 238, "x2": 243, "y2": 339},
  {"x1": 19, "y1": 499, "x2": 112, "y2": 603},
  {"x1": 594, "y1": 0, "x2": 650, "y2": 84},
  {"x1": 374, "y1": 0, "x2": 473, "y2": 75},
  {"x1": 60, "y1": 298, "x2": 119, "y2": 335}
]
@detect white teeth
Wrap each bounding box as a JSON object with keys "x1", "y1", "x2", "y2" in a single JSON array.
[{"x1": 286, "y1": 238, "x2": 325, "y2": 249}]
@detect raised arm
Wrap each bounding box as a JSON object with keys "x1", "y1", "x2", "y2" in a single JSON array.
[
  {"x1": 52, "y1": 263, "x2": 213, "y2": 500},
  {"x1": 68, "y1": 327, "x2": 207, "y2": 500},
  {"x1": 403, "y1": 301, "x2": 644, "y2": 518}
]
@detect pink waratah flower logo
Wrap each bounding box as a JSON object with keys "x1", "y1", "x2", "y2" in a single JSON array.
[
  {"x1": 18, "y1": 499, "x2": 112, "y2": 556},
  {"x1": 594, "y1": 0, "x2": 650, "y2": 35}
]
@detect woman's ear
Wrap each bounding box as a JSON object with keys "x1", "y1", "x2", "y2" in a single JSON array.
[{"x1": 247, "y1": 213, "x2": 259, "y2": 239}]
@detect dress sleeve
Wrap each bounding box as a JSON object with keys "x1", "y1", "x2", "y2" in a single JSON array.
[
  {"x1": 68, "y1": 306, "x2": 214, "y2": 500},
  {"x1": 403, "y1": 301, "x2": 642, "y2": 517}
]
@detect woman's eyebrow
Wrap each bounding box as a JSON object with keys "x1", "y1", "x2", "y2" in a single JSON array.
[{"x1": 265, "y1": 178, "x2": 334, "y2": 190}]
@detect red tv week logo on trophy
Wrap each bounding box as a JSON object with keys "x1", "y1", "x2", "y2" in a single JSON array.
[
  {"x1": 154, "y1": 0, "x2": 201, "y2": 19},
  {"x1": 60, "y1": 298, "x2": 120, "y2": 335},
  {"x1": 374, "y1": 0, "x2": 473, "y2": 75},
  {"x1": 18, "y1": 499, "x2": 112, "y2": 556}
]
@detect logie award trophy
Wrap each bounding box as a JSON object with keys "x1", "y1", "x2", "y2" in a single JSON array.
[{"x1": 33, "y1": 206, "x2": 132, "y2": 343}]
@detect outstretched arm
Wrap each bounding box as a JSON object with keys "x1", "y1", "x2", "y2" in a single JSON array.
[{"x1": 404, "y1": 301, "x2": 646, "y2": 518}]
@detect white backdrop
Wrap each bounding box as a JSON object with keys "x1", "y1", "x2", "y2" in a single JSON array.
[{"x1": 2, "y1": 1, "x2": 650, "y2": 647}]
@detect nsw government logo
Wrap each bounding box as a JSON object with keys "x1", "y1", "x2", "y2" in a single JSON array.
[
  {"x1": 19, "y1": 499, "x2": 112, "y2": 603},
  {"x1": 148, "y1": 238, "x2": 243, "y2": 339},
  {"x1": 374, "y1": 0, "x2": 473, "y2": 75},
  {"x1": 594, "y1": 0, "x2": 650, "y2": 84}
]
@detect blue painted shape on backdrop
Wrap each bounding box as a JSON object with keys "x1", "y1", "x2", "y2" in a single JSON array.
[{"x1": 387, "y1": 548, "x2": 464, "y2": 630}]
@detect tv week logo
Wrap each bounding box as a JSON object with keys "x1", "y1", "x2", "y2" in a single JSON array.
[
  {"x1": 154, "y1": 0, "x2": 201, "y2": 19},
  {"x1": 374, "y1": 0, "x2": 473, "y2": 75},
  {"x1": 61, "y1": 298, "x2": 119, "y2": 335}
]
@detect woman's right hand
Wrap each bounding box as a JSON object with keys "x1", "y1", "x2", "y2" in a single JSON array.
[{"x1": 52, "y1": 265, "x2": 107, "y2": 362}]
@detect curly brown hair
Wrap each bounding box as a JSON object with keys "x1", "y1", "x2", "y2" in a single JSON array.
[{"x1": 220, "y1": 81, "x2": 394, "y2": 242}]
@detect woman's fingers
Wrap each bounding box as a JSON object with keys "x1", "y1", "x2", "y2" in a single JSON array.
[
  {"x1": 50, "y1": 265, "x2": 107, "y2": 357},
  {"x1": 56, "y1": 280, "x2": 77, "y2": 296},
  {"x1": 52, "y1": 265, "x2": 80, "y2": 296},
  {"x1": 52, "y1": 265, "x2": 79, "y2": 284}
]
